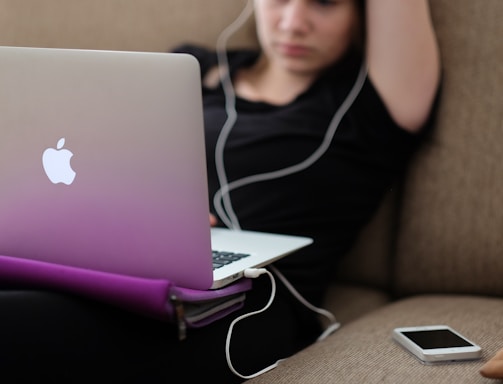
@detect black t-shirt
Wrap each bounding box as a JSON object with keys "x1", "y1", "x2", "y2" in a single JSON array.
[{"x1": 173, "y1": 44, "x2": 437, "y2": 304}]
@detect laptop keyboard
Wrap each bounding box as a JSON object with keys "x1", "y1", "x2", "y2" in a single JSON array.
[{"x1": 212, "y1": 250, "x2": 251, "y2": 270}]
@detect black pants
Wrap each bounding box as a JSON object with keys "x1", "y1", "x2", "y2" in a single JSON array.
[{"x1": 0, "y1": 277, "x2": 321, "y2": 383}]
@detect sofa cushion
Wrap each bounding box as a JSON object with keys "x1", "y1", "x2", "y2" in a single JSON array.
[
  {"x1": 336, "y1": 189, "x2": 399, "y2": 290},
  {"x1": 247, "y1": 295, "x2": 503, "y2": 383},
  {"x1": 322, "y1": 283, "x2": 391, "y2": 328},
  {"x1": 393, "y1": 0, "x2": 503, "y2": 297},
  {"x1": 0, "y1": 0, "x2": 257, "y2": 52}
]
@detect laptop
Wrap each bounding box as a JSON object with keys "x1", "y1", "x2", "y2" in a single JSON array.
[{"x1": 0, "y1": 46, "x2": 312, "y2": 291}]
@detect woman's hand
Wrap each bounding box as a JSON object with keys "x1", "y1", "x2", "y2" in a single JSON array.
[
  {"x1": 209, "y1": 214, "x2": 218, "y2": 227},
  {"x1": 480, "y1": 348, "x2": 503, "y2": 379}
]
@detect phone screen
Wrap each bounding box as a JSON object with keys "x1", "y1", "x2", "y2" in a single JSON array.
[{"x1": 402, "y1": 329, "x2": 473, "y2": 349}]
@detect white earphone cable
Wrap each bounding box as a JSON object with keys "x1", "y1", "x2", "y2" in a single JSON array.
[{"x1": 214, "y1": 0, "x2": 255, "y2": 229}]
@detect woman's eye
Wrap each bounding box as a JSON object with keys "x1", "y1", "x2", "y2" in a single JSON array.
[{"x1": 315, "y1": 0, "x2": 340, "y2": 6}]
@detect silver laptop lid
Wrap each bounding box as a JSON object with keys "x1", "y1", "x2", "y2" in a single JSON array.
[{"x1": 0, "y1": 46, "x2": 214, "y2": 290}]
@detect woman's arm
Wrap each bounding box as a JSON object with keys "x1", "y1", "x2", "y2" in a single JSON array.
[{"x1": 365, "y1": 0, "x2": 441, "y2": 132}]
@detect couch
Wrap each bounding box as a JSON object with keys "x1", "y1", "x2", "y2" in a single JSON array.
[{"x1": 1, "y1": 0, "x2": 502, "y2": 383}]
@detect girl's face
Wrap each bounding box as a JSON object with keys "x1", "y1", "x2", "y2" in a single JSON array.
[{"x1": 254, "y1": 0, "x2": 361, "y2": 76}]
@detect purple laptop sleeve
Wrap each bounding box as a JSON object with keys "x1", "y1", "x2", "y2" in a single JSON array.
[{"x1": 0, "y1": 254, "x2": 252, "y2": 339}]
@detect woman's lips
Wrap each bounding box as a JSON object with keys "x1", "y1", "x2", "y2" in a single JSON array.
[{"x1": 276, "y1": 43, "x2": 312, "y2": 57}]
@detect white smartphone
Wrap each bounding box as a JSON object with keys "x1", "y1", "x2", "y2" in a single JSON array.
[{"x1": 392, "y1": 325, "x2": 482, "y2": 364}]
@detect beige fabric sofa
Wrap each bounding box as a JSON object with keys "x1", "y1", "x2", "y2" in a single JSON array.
[{"x1": 2, "y1": 1, "x2": 502, "y2": 382}]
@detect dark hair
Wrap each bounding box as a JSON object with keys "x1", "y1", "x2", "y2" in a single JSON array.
[{"x1": 354, "y1": 0, "x2": 366, "y2": 53}]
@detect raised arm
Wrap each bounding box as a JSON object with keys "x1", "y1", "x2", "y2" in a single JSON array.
[{"x1": 365, "y1": 0, "x2": 441, "y2": 132}]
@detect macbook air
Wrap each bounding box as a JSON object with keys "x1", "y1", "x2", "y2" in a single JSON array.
[{"x1": 0, "y1": 46, "x2": 312, "y2": 290}]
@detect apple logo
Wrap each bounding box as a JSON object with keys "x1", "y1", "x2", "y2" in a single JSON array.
[{"x1": 42, "y1": 138, "x2": 76, "y2": 185}]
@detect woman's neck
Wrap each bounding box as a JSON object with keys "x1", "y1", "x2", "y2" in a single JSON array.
[{"x1": 233, "y1": 55, "x2": 318, "y2": 106}]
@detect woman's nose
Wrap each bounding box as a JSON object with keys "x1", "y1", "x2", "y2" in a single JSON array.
[{"x1": 278, "y1": 2, "x2": 311, "y2": 34}]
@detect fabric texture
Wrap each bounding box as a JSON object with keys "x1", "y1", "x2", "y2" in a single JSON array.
[
  {"x1": 248, "y1": 295, "x2": 503, "y2": 384},
  {"x1": 393, "y1": 0, "x2": 503, "y2": 297}
]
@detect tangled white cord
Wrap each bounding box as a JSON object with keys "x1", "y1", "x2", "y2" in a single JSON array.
[{"x1": 225, "y1": 268, "x2": 280, "y2": 379}]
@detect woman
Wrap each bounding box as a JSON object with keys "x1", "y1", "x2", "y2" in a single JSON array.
[
  {"x1": 182, "y1": 0, "x2": 440, "y2": 306},
  {"x1": 0, "y1": 0, "x2": 441, "y2": 382}
]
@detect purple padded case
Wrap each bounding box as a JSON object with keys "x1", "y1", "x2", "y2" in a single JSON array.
[{"x1": 0, "y1": 254, "x2": 252, "y2": 337}]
